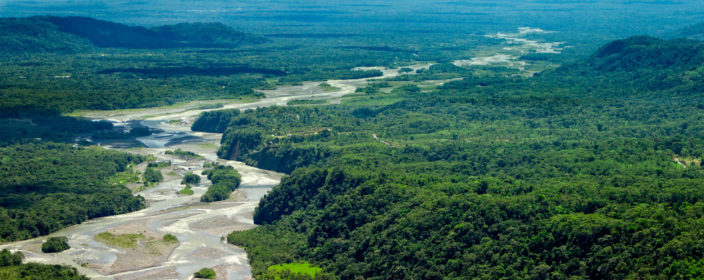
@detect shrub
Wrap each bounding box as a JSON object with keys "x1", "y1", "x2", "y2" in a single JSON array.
[{"x1": 41, "y1": 236, "x2": 70, "y2": 253}]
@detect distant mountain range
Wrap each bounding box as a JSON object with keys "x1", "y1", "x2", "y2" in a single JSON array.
[
  {"x1": 668, "y1": 22, "x2": 704, "y2": 41},
  {"x1": 0, "y1": 16, "x2": 269, "y2": 54}
]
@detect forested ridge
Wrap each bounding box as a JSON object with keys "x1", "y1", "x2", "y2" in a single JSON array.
[
  {"x1": 190, "y1": 37, "x2": 704, "y2": 279},
  {"x1": 0, "y1": 16, "x2": 268, "y2": 54}
]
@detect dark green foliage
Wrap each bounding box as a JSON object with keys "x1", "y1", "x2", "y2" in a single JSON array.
[
  {"x1": 181, "y1": 172, "x2": 201, "y2": 185},
  {"x1": 1, "y1": 250, "x2": 89, "y2": 279},
  {"x1": 553, "y1": 36, "x2": 704, "y2": 93},
  {"x1": 388, "y1": 63, "x2": 471, "y2": 82},
  {"x1": 200, "y1": 165, "x2": 241, "y2": 202},
  {"x1": 0, "y1": 143, "x2": 145, "y2": 241},
  {"x1": 165, "y1": 148, "x2": 204, "y2": 160},
  {"x1": 0, "y1": 250, "x2": 23, "y2": 267},
  {"x1": 0, "y1": 18, "x2": 94, "y2": 55},
  {"x1": 194, "y1": 267, "x2": 216, "y2": 279},
  {"x1": 192, "y1": 109, "x2": 241, "y2": 133},
  {"x1": 0, "y1": 15, "x2": 424, "y2": 113},
  {"x1": 221, "y1": 37, "x2": 704, "y2": 279},
  {"x1": 142, "y1": 167, "x2": 163, "y2": 184},
  {"x1": 217, "y1": 130, "x2": 264, "y2": 160},
  {"x1": 41, "y1": 237, "x2": 70, "y2": 253},
  {"x1": 162, "y1": 233, "x2": 178, "y2": 243},
  {"x1": 147, "y1": 161, "x2": 171, "y2": 168},
  {"x1": 254, "y1": 168, "x2": 366, "y2": 225},
  {"x1": 0, "y1": 114, "x2": 112, "y2": 146},
  {"x1": 37, "y1": 16, "x2": 267, "y2": 50}
]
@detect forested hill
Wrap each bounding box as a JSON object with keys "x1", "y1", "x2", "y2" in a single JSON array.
[
  {"x1": 0, "y1": 17, "x2": 94, "y2": 54},
  {"x1": 545, "y1": 36, "x2": 704, "y2": 95},
  {"x1": 200, "y1": 36, "x2": 704, "y2": 279},
  {"x1": 0, "y1": 16, "x2": 268, "y2": 54}
]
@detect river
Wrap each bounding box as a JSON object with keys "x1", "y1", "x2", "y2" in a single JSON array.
[{"x1": 0, "y1": 64, "x2": 430, "y2": 280}]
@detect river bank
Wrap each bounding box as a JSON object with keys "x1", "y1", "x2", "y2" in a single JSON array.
[{"x1": 0, "y1": 64, "x2": 429, "y2": 279}]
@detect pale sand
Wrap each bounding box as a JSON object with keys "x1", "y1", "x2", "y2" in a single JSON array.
[{"x1": 92, "y1": 219, "x2": 179, "y2": 275}]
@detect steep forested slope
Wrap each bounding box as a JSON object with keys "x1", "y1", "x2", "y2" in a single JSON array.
[
  {"x1": 0, "y1": 17, "x2": 94, "y2": 54},
  {"x1": 192, "y1": 37, "x2": 704, "y2": 279},
  {"x1": 550, "y1": 36, "x2": 704, "y2": 93}
]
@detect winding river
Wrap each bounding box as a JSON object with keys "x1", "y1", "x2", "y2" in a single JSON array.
[{"x1": 0, "y1": 65, "x2": 429, "y2": 280}]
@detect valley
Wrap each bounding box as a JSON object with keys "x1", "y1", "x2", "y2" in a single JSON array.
[{"x1": 1, "y1": 2, "x2": 704, "y2": 279}]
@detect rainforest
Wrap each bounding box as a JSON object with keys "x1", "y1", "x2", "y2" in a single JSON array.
[{"x1": 1, "y1": 1, "x2": 704, "y2": 279}]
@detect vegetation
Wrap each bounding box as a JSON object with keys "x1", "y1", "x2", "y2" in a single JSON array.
[
  {"x1": 0, "y1": 113, "x2": 113, "y2": 146},
  {"x1": 0, "y1": 249, "x2": 87, "y2": 279},
  {"x1": 265, "y1": 262, "x2": 328, "y2": 280},
  {"x1": 165, "y1": 148, "x2": 204, "y2": 160},
  {"x1": 0, "y1": 16, "x2": 267, "y2": 54},
  {"x1": 178, "y1": 184, "x2": 194, "y2": 195},
  {"x1": 194, "y1": 267, "x2": 216, "y2": 279},
  {"x1": 211, "y1": 37, "x2": 704, "y2": 279},
  {"x1": 147, "y1": 161, "x2": 171, "y2": 168},
  {"x1": 41, "y1": 237, "x2": 70, "y2": 253},
  {"x1": 0, "y1": 143, "x2": 145, "y2": 242},
  {"x1": 318, "y1": 83, "x2": 339, "y2": 92},
  {"x1": 0, "y1": 16, "x2": 419, "y2": 114},
  {"x1": 142, "y1": 167, "x2": 163, "y2": 184},
  {"x1": 200, "y1": 164, "x2": 242, "y2": 202},
  {"x1": 287, "y1": 99, "x2": 328, "y2": 106},
  {"x1": 95, "y1": 232, "x2": 145, "y2": 249},
  {"x1": 181, "y1": 173, "x2": 201, "y2": 185},
  {"x1": 162, "y1": 233, "x2": 178, "y2": 243}
]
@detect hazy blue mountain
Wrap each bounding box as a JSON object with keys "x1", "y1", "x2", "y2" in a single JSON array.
[
  {"x1": 0, "y1": 16, "x2": 268, "y2": 54},
  {"x1": 669, "y1": 22, "x2": 704, "y2": 40}
]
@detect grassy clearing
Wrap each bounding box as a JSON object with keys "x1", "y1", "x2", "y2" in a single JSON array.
[
  {"x1": 95, "y1": 232, "x2": 145, "y2": 249},
  {"x1": 96, "y1": 232, "x2": 177, "y2": 254},
  {"x1": 318, "y1": 82, "x2": 341, "y2": 92},
  {"x1": 178, "y1": 185, "x2": 194, "y2": 195},
  {"x1": 266, "y1": 262, "x2": 322, "y2": 278},
  {"x1": 198, "y1": 143, "x2": 219, "y2": 149},
  {"x1": 107, "y1": 170, "x2": 140, "y2": 186}
]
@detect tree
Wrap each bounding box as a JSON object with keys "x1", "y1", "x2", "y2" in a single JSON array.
[
  {"x1": 42, "y1": 236, "x2": 70, "y2": 253},
  {"x1": 194, "y1": 267, "x2": 216, "y2": 279}
]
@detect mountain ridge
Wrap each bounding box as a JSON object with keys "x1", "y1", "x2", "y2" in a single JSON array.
[{"x1": 0, "y1": 16, "x2": 269, "y2": 54}]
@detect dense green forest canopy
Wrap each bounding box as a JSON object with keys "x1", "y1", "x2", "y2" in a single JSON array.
[
  {"x1": 0, "y1": 143, "x2": 145, "y2": 241},
  {"x1": 190, "y1": 37, "x2": 704, "y2": 279},
  {"x1": 200, "y1": 164, "x2": 242, "y2": 203},
  {"x1": 0, "y1": 16, "x2": 411, "y2": 114},
  {"x1": 0, "y1": 249, "x2": 87, "y2": 279}
]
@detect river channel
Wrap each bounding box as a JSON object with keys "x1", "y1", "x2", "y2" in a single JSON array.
[{"x1": 0, "y1": 65, "x2": 428, "y2": 280}]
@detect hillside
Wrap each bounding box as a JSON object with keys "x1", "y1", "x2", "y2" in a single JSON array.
[
  {"x1": 546, "y1": 36, "x2": 704, "y2": 94},
  {"x1": 0, "y1": 17, "x2": 94, "y2": 54},
  {"x1": 587, "y1": 36, "x2": 704, "y2": 72},
  {"x1": 0, "y1": 16, "x2": 268, "y2": 54},
  {"x1": 195, "y1": 37, "x2": 704, "y2": 279}
]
